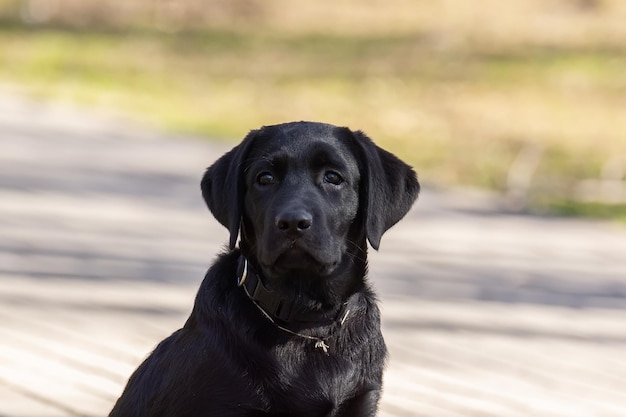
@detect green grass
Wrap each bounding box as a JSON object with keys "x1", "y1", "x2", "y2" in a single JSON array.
[
  {"x1": 1, "y1": 3, "x2": 626, "y2": 220},
  {"x1": 548, "y1": 200, "x2": 626, "y2": 223}
]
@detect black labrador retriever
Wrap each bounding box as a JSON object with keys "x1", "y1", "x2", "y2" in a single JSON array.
[{"x1": 109, "y1": 121, "x2": 419, "y2": 417}]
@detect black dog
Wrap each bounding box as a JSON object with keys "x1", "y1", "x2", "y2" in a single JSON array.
[{"x1": 109, "y1": 122, "x2": 419, "y2": 417}]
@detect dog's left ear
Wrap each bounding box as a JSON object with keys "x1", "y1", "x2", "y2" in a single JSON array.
[
  {"x1": 201, "y1": 129, "x2": 259, "y2": 250},
  {"x1": 349, "y1": 130, "x2": 420, "y2": 250}
]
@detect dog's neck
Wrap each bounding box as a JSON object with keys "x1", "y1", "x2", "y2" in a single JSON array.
[{"x1": 236, "y1": 255, "x2": 354, "y2": 327}]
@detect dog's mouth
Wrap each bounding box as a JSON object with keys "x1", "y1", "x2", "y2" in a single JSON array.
[{"x1": 262, "y1": 246, "x2": 338, "y2": 278}]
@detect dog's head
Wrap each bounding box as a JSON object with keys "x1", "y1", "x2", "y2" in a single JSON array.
[{"x1": 201, "y1": 121, "x2": 419, "y2": 282}]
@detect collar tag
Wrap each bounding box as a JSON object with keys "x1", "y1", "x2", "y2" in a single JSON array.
[{"x1": 315, "y1": 340, "x2": 330, "y2": 354}]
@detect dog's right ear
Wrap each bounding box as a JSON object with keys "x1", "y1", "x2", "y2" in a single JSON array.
[{"x1": 201, "y1": 129, "x2": 260, "y2": 250}]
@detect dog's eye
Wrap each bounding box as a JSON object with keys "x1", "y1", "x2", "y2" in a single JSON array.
[
  {"x1": 256, "y1": 172, "x2": 276, "y2": 185},
  {"x1": 323, "y1": 171, "x2": 343, "y2": 185}
]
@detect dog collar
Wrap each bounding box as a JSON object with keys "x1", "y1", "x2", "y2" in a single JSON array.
[
  {"x1": 236, "y1": 255, "x2": 351, "y2": 354},
  {"x1": 237, "y1": 255, "x2": 348, "y2": 325},
  {"x1": 236, "y1": 255, "x2": 350, "y2": 326}
]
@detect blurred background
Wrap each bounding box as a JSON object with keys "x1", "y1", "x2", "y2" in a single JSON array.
[
  {"x1": 1, "y1": 1, "x2": 626, "y2": 416},
  {"x1": 1, "y1": 0, "x2": 626, "y2": 216}
]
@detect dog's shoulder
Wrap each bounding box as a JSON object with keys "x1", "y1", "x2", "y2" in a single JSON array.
[{"x1": 192, "y1": 249, "x2": 240, "y2": 308}]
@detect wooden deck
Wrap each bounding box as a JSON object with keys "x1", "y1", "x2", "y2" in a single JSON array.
[{"x1": 1, "y1": 95, "x2": 626, "y2": 416}]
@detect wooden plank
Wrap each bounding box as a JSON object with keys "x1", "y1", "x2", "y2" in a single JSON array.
[{"x1": 0, "y1": 384, "x2": 69, "y2": 417}]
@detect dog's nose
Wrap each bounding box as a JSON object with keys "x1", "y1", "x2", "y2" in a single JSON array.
[{"x1": 275, "y1": 210, "x2": 312, "y2": 235}]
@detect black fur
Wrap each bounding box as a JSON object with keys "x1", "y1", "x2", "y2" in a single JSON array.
[{"x1": 109, "y1": 121, "x2": 419, "y2": 417}]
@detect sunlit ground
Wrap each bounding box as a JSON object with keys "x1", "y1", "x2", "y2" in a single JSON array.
[{"x1": 1, "y1": 94, "x2": 625, "y2": 416}]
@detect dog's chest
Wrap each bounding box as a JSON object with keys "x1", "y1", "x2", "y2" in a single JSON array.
[{"x1": 260, "y1": 343, "x2": 361, "y2": 414}]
